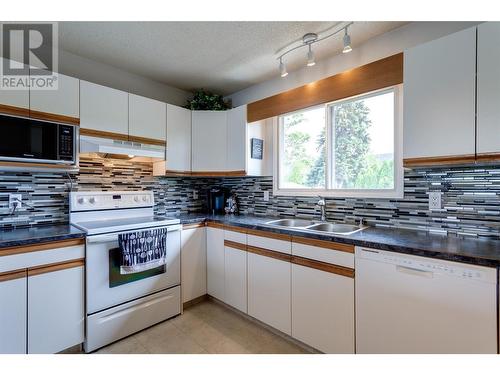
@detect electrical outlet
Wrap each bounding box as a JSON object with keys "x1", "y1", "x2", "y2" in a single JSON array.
[
  {"x1": 263, "y1": 191, "x2": 270, "y2": 202},
  {"x1": 8, "y1": 194, "x2": 22, "y2": 210},
  {"x1": 428, "y1": 191, "x2": 442, "y2": 210},
  {"x1": 192, "y1": 190, "x2": 198, "y2": 200}
]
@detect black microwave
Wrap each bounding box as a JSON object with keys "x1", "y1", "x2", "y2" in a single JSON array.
[{"x1": 0, "y1": 114, "x2": 77, "y2": 165}]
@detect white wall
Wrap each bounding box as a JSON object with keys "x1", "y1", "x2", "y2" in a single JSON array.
[
  {"x1": 58, "y1": 49, "x2": 190, "y2": 106},
  {"x1": 228, "y1": 21, "x2": 480, "y2": 107}
]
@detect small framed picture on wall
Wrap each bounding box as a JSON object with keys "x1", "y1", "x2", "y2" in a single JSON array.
[{"x1": 251, "y1": 138, "x2": 263, "y2": 160}]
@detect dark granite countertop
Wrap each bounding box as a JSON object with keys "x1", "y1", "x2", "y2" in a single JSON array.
[
  {"x1": 175, "y1": 213, "x2": 500, "y2": 268},
  {"x1": 0, "y1": 224, "x2": 86, "y2": 250}
]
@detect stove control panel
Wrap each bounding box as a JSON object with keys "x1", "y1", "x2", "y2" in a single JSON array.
[{"x1": 70, "y1": 191, "x2": 154, "y2": 211}]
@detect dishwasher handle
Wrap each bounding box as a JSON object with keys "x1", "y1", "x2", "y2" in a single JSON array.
[{"x1": 396, "y1": 265, "x2": 434, "y2": 278}]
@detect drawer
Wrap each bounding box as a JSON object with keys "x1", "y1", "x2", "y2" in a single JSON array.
[
  {"x1": 292, "y1": 237, "x2": 354, "y2": 268},
  {"x1": 224, "y1": 227, "x2": 247, "y2": 244},
  {"x1": 247, "y1": 230, "x2": 291, "y2": 255},
  {"x1": 0, "y1": 240, "x2": 85, "y2": 273}
]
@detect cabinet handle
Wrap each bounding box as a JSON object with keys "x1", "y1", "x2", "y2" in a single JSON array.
[{"x1": 396, "y1": 265, "x2": 433, "y2": 278}]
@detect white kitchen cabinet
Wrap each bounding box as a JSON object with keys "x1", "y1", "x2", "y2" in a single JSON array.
[
  {"x1": 28, "y1": 265, "x2": 85, "y2": 354},
  {"x1": 29, "y1": 72, "x2": 80, "y2": 120},
  {"x1": 206, "y1": 226, "x2": 225, "y2": 301},
  {"x1": 166, "y1": 104, "x2": 192, "y2": 172},
  {"x1": 181, "y1": 226, "x2": 207, "y2": 303},
  {"x1": 226, "y1": 105, "x2": 247, "y2": 172},
  {"x1": 129, "y1": 93, "x2": 166, "y2": 142},
  {"x1": 80, "y1": 80, "x2": 128, "y2": 135},
  {"x1": 477, "y1": 22, "x2": 500, "y2": 157},
  {"x1": 403, "y1": 26, "x2": 476, "y2": 162},
  {"x1": 0, "y1": 272, "x2": 27, "y2": 354},
  {"x1": 224, "y1": 244, "x2": 247, "y2": 313},
  {"x1": 247, "y1": 252, "x2": 291, "y2": 335},
  {"x1": 192, "y1": 111, "x2": 228, "y2": 172},
  {"x1": 0, "y1": 58, "x2": 29, "y2": 112},
  {"x1": 291, "y1": 263, "x2": 354, "y2": 353}
]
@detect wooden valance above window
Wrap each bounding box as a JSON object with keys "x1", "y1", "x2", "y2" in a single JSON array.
[{"x1": 247, "y1": 53, "x2": 403, "y2": 123}]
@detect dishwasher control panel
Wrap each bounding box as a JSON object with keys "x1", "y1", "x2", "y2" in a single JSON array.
[{"x1": 356, "y1": 247, "x2": 497, "y2": 283}]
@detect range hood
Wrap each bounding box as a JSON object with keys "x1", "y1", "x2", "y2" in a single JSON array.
[{"x1": 80, "y1": 135, "x2": 165, "y2": 160}]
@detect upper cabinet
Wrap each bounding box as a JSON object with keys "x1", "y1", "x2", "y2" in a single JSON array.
[
  {"x1": 403, "y1": 27, "x2": 477, "y2": 166},
  {"x1": 166, "y1": 104, "x2": 192, "y2": 173},
  {"x1": 29, "y1": 72, "x2": 80, "y2": 124},
  {"x1": 80, "y1": 80, "x2": 128, "y2": 137},
  {"x1": 477, "y1": 22, "x2": 500, "y2": 160},
  {"x1": 226, "y1": 105, "x2": 247, "y2": 173},
  {"x1": 129, "y1": 94, "x2": 166, "y2": 144},
  {"x1": 191, "y1": 111, "x2": 229, "y2": 173}
]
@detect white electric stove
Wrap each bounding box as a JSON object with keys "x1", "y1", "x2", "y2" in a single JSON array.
[{"x1": 69, "y1": 191, "x2": 182, "y2": 352}]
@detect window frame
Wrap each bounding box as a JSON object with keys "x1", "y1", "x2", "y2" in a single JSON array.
[{"x1": 273, "y1": 84, "x2": 403, "y2": 198}]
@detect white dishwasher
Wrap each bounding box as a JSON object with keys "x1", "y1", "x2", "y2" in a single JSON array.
[{"x1": 355, "y1": 247, "x2": 498, "y2": 354}]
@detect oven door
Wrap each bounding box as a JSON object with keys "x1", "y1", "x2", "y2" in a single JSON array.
[{"x1": 86, "y1": 224, "x2": 181, "y2": 314}]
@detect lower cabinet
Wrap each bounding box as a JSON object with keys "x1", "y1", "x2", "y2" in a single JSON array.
[
  {"x1": 181, "y1": 225, "x2": 207, "y2": 303},
  {"x1": 291, "y1": 263, "x2": 355, "y2": 353},
  {"x1": 224, "y1": 244, "x2": 247, "y2": 313},
  {"x1": 27, "y1": 265, "x2": 85, "y2": 354},
  {"x1": 247, "y1": 252, "x2": 291, "y2": 335},
  {"x1": 206, "y1": 226, "x2": 225, "y2": 301},
  {"x1": 0, "y1": 271, "x2": 27, "y2": 354}
]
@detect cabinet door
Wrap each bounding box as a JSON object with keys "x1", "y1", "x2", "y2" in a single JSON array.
[
  {"x1": 80, "y1": 80, "x2": 128, "y2": 135},
  {"x1": 0, "y1": 271, "x2": 27, "y2": 354},
  {"x1": 129, "y1": 94, "x2": 166, "y2": 142},
  {"x1": 28, "y1": 265, "x2": 84, "y2": 354},
  {"x1": 226, "y1": 105, "x2": 247, "y2": 172},
  {"x1": 192, "y1": 111, "x2": 227, "y2": 172},
  {"x1": 181, "y1": 227, "x2": 207, "y2": 303},
  {"x1": 29, "y1": 72, "x2": 79, "y2": 121},
  {"x1": 224, "y1": 245, "x2": 247, "y2": 313},
  {"x1": 403, "y1": 27, "x2": 476, "y2": 161},
  {"x1": 0, "y1": 58, "x2": 29, "y2": 113},
  {"x1": 206, "y1": 227, "x2": 225, "y2": 301},
  {"x1": 248, "y1": 252, "x2": 291, "y2": 334},
  {"x1": 477, "y1": 22, "x2": 500, "y2": 156},
  {"x1": 166, "y1": 104, "x2": 192, "y2": 172},
  {"x1": 291, "y1": 264, "x2": 354, "y2": 353}
]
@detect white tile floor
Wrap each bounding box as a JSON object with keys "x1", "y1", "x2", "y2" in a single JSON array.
[{"x1": 94, "y1": 300, "x2": 309, "y2": 354}]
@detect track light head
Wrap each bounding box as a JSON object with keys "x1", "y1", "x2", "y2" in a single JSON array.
[
  {"x1": 343, "y1": 27, "x2": 352, "y2": 54},
  {"x1": 279, "y1": 59, "x2": 288, "y2": 78},
  {"x1": 306, "y1": 45, "x2": 315, "y2": 67}
]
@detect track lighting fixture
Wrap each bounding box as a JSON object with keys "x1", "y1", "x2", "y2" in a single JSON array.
[{"x1": 276, "y1": 22, "x2": 353, "y2": 77}]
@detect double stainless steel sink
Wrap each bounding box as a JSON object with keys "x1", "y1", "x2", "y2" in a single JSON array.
[{"x1": 264, "y1": 219, "x2": 367, "y2": 235}]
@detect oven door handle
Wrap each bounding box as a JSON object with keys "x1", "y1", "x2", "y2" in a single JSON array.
[{"x1": 86, "y1": 224, "x2": 181, "y2": 244}]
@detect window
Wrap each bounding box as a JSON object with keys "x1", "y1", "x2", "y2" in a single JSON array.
[{"x1": 275, "y1": 86, "x2": 402, "y2": 198}]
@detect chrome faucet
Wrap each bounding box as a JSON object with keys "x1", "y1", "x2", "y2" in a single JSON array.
[{"x1": 317, "y1": 197, "x2": 326, "y2": 222}]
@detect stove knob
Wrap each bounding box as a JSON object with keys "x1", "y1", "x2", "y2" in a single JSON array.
[
  {"x1": 89, "y1": 197, "x2": 96, "y2": 204},
  {"x1": 77, "y1": 197, "x2": 87, "y2": 205},
  {"x1": 134, "y1": 196, "x2": 140, "y2": 202},
  {"x1": 142, "y1": 195, "x2": 148, "y2": 202}
]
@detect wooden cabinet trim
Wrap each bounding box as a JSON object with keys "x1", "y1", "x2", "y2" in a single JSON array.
[
  {"x1": 247, "y1": 245, "x2": 292, "y2": 263},
  {"x1": 224, "y1": 240, "x2": 247, "y2": 252},
  {"x1": 246, "y1": 228, "x2": 291, "y2": 242},
  {"x1": 128, "y1": 135, "x2": 166, "y2": 146},
  {"x1": 291, "y1": 236, "x2": 354, "y2": 253},
  {"x1": 0, "y1": 269, "x2": 27, "y2": 282},
  {"x1": 165, "y1": 170, "x2": 193, "y2": 176},
  {"x1": 476, "y1": 153, "x2": 500, "y2": 162},
  {"x1": 0, "y1": 104, "x2": 30, "y2": 118},
  {"x1": 182, "y1": 223, "x2": 206, "y2": 230},
  {"x1": 79, "y1": 128, "x2": 129, "y2": 142},
  {"x1": 247, "y1": 53, "x2": 403, "y2": 123},
  {"x1": 223, "y1": 224, "x2": 248, "y2": 234},
  {"x1": 190, "y1": 170, "x2": 247, "y2": 177},
  {"x1": 28, "y1": 258, "x2": 85, "y2": 277},
  {"x1": 291, "y1": 256, "x2": 354, "y2": 278},
  {"x1": 0, "y1": 238, "x2": 85, "y2": 257},
  {"x1": 29, "y1": 110, "x2": 80, "y2": 126},
  {"x1": 403, "y1": 154, "x2": 476, "y2": 167},
  {"x1": 206, "y1": 221, "x2": 225, "y2": 229}
]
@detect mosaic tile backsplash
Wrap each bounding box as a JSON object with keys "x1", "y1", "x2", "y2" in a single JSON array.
[{"x1": 0, "y1": 156, "x2": 499, "y2": 238}]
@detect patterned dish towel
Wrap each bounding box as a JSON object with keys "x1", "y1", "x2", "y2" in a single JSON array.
[{"x1": 118, "y1": 228, "x2": 167, "y2": 274}]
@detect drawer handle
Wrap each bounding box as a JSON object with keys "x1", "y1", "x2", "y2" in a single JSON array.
[{"x1": 396, "y1": 265, "x2": 433, "y2": 278}]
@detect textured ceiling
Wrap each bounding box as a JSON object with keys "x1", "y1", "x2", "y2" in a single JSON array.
[{"x1": 59, "y1": 21, "x2": 407, "y2": 95}]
